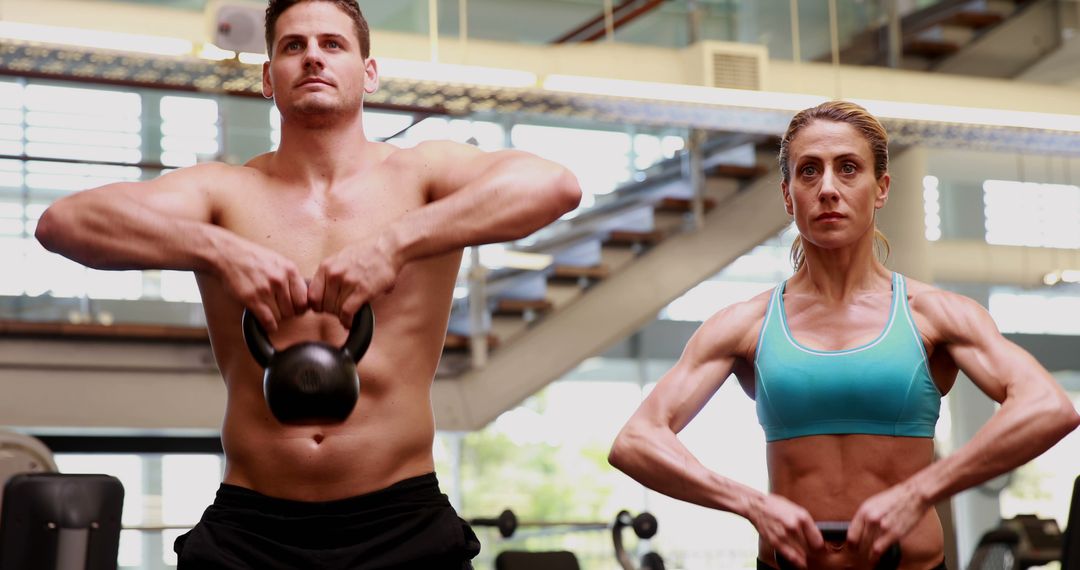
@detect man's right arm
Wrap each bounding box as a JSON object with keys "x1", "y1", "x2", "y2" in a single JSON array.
[
  {"x1": 35, "y1": 163, "x2": 307, "y2": 329},
  {"x1": 37, "y1": 163, "x2": 225, "y2": 272}
]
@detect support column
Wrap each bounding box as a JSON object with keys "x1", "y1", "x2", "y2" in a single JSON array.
[
  {"x1": 950, "y1": 371, "x2": 1002, "y2": 569},
  {"x1": 946, "y1": 284, "x2": 1001, "y2": 570},
  {"x1": 875, "y1": 147, "x2": 932, "y2": 281},
  {"x1": 877, "y1": 146, "x2": 977, "y2": 569}
]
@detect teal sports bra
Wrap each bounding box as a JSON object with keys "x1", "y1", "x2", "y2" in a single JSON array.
[{"x1": 754, "y1": 273, "x2": 941, "y2": 442}]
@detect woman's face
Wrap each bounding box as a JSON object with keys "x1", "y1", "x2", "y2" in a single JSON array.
[{"x1": 782, "y1": 120, "x2": 889, "y2": 252}]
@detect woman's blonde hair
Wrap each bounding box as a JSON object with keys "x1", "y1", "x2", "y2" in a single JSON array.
[{"x1": 778, "y1": 100, "x2": 891, "y2": 271}]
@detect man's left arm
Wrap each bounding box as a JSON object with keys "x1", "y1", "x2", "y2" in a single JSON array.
[
  {"x1": 395, "y1": 141, "x2": 582, "y2": 263},
  {"x1": 310, "y1": 141, "x2": 581, "y2": 324},
  {"x1": 848, "y1": 290, "x2": 1079, "y2": 562}
]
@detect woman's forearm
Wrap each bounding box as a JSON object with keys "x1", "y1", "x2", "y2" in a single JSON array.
[{"x1": 609, "y1": 423, "x2": 762, "y2": 518}]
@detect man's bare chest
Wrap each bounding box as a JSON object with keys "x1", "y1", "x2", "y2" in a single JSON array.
[{"x1": 215, "y1": 181, "x2": 423, "y2": 274}]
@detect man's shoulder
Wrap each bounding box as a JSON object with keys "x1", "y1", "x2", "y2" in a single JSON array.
[
  {"x1": 171, "y1": 158, "x2": 265, "y2": 179},
  {"x1": 387, "y1": 140, "x2": 483, "y2": 166}
]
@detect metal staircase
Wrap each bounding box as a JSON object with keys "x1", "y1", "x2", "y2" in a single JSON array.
[
  {"x1": 838, "y1": 0, "x2": 1061, "y2": 77},
  {"x1": 431, "y1": 133, "x2": 791, "y2": 429}
]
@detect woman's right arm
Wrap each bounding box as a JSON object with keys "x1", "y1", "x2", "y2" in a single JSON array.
[
  {"x1": 34, "y1": 163, "x2": 307, "y2": 330},
  {"x1": 608, "y1": 299, "x2": 824, "y2": 568}
]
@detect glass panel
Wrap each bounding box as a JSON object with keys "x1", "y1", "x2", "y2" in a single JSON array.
[
  {"x1": 26, "y1": 110, "x2": 140, "y2": 133},
  {"x1": 160, "y1": 96, "x2": 220, "y2": 167},
  {"x1": 989, "y1": 288, "x2": 1080, "y2": 335},
  {"x1": 160, "y1": 270, "x2": 202, "y2": 303},
  {"x1": 24, "y1": 85, "x2": 141, "y2": 116},
  {"x1": 511, "y1": 124, "x2": 631, "y2": 209},
  {"x1": 984, "y1": 180, "x2": 1080, "y2": 248},
  {"x1": 0, "y1": 80, "x2": 23, "y2": 110}
]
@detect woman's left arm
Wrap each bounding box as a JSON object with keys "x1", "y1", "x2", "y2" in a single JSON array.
[
  {"x1": 908, "y1": 290, "x2": 1078, "y2": 504},
  {"x1": 849, "y1": 290, "x2": 1078, "y2": 561}
]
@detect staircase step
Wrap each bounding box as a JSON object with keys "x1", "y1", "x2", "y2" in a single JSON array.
[
  {"x1": 654, "y1": 211, "x2": 688, "y2": 234},
  {"x1": 944, "y1": 10, "x2": 1005, "y2": 29},
  {"x1": 494, "y1": 298, "x2": 554, "y2": 315},
  {"x1": 707, "y1": 164, "x2": 768, "y2": 179},
  {"x1": 444, "y1": 333, "x2": 499, "y2": 351},
  {"x1": 655, "y1": 196, "x2": 718, "y2": 213},
  {"x1": 551, "y1": 264, "x2": 610, "y2": 280},
  {"x1": 605, "y1": 228, "x2": 666, "y2": 246},
  {"x1": 905, "y1": 38, "x2": 961, "y2": 58}
]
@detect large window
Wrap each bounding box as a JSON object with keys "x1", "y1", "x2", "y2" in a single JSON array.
[
  {"x1": 160, "y1": 96, "x2": 219, "y2": 168},
  {"x1": 984, "y1": 180, "x2": 1080, "y2": 249},
  {"x1": 989, "y1": 287, "x2": 1080, "y2": 336},
  {"x1": 0, "y1": 81, "x2": 145, "y2": 301}
]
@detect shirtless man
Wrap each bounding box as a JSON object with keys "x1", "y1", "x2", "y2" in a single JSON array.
[
  {"x1": 608, "y1": 101, "x2": 1079, "y2": 570},
  {"x1": 34, "y1": 1, "x2": 581, "y2": 567}
]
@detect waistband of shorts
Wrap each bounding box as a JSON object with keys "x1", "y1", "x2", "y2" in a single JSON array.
[
  {"x1": 214, "y1": 472, "x2": 446, "y2": 516},
  {"x1": 756, "y1": 557, "x2": 947, "y2": 570}
]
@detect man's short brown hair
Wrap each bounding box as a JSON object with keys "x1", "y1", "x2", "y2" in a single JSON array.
[{"x1": 265, "y1": 0, "x2": 370, "y2": 58}]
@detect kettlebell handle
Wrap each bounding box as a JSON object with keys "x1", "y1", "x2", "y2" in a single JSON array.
[{"x1": 242, "y1": 304, "x2": 375, "y2": 368}]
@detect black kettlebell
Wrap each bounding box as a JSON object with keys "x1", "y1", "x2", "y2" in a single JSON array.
[
  {"x1": 242, "y1": 304, "x2": 374, "y2": 424},
  {"x1": 774, "y1": 521, "x2": 901, "y2": 570}
]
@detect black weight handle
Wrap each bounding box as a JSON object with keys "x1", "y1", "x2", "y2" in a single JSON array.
[
  {"x1": 242, "y1": 304, "x2": 375, "y2": 367},
  {"x1": 774, "y1": 521, "x2": 901, "y2": 570},
  {"x1": 469, "y1": 509, "x2": 518, "y2": 538}
]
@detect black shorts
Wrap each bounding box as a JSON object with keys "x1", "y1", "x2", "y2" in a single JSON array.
[{"x1": 174, "y1": 473, "x2": 480, "y2": 570}]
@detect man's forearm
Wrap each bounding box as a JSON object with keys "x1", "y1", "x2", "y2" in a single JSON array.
[
  {"x1": 386, "y1": 158, "x2": 581, "y2": 266},
  {"x1": 36, "y1": 191, "x2": 225, "y2": 275}
]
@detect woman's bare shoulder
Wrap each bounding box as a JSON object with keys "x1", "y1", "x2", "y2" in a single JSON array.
[{"x1": 693, "y1": 285, "x2": 775, "y2": 356}]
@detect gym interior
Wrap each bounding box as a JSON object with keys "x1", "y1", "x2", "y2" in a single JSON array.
[{"x1": 0, "y1": 0, "x2": 1078, "y2": 568}]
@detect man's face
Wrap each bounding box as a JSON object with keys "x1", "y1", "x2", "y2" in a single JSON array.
[{"x1": 262, "y1": 1, "x2": 377, "y2": 123}]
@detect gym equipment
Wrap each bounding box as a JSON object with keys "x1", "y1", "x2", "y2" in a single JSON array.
[
  {"x1": 0, "y1": 430, "x2": 58, "y2": 515},
  {"x1": 1062, "y1": 474, "x2": 1079, "y2": 570},
  {"x1": 0, "y1": 473, "x2": 124, "y2": 570},
  {"x1": 495, "y1": 550, "x2": 581, "y2": 570},
  {"x1": 474, "y1": 509, "x2": 665, "y2": 570},
  {"x1": 471, "y1": 509, "x2": 519, "y2": 538},
  {"x1": 613, "y1": 510, "x2": 665, "y2": 570},
  {"x1": 775, "y1": 521, "x2": 900, "y2": 570},
  {"x1": 470, "y1": 509, "x2": 605, "y2": 538},
  {"x1": 243, "y1": 304, "x2": 374, "y2": 424},
  {"x1": 471, "y1": 508, "x2": 657, "y2": 541},
  {"x1": 968, "y1": 514, "x2": 1064, "y2": 570}
]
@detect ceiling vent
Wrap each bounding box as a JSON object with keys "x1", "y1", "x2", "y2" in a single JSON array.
[{"x1": 685, "y1": 41, "x2": 768, "y2": 91}]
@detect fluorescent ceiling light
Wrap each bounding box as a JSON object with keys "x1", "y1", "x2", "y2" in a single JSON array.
[
  {"x1": 0, "y1": 21, "x2": 192, "y2": 56},
  {"x1": 544, "y1": 75, "x2": 1080, "y2": 133},
  {"x1": 378, "y1": 58, "x2": 537, "y2": 88},
  {"x1": 1043, "y1": 270, "x2": 1080, "y2": 286},
  {"x1": 198, "y1": 43, "x2": 235, "y2": 61},
  {"x1": 850, "y1": 98, "x2": 1080, "y2": 133},
  {"x1": 543, "y1": 74, "x2": 825, "y2": 111},
  {"x1": 239, "y1": 52, "x2": 269, "y2": 65}
]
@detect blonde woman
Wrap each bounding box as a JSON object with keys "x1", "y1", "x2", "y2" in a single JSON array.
[{"x1": 609, "y1": 101, "x2": 1078, "y2": 570}]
